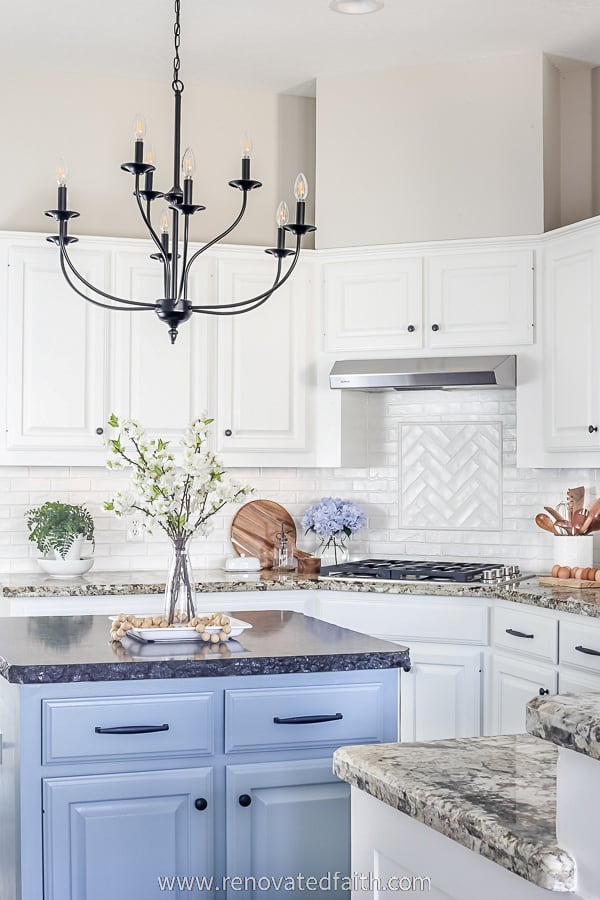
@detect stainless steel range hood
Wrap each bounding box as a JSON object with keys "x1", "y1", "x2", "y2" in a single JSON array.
[{"x1": 329, "y1": 355, "x2": 516, "y2": 391}]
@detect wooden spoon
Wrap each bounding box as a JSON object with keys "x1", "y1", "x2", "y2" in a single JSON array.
[
  {"x1": 535, "y1": 513, "x2": 558, "y2": 534},
  {"x1": 544, "y1": 507, "x2": 574, "y2": 534},
  {"x1": 580, "y1": 497, "x2": 600, "y2": 533}
]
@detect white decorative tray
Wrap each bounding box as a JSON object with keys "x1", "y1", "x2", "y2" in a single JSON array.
[{"x1": 109, "y1": 615, "x2": 252, "y2": 643}]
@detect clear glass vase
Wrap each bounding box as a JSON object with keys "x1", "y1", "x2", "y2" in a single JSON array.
[
  {"x1": 164, "y1": 538, "x2": 197, "y2": 624},
  {"x1": 317, "y1": 535, "x2": 350, "y2": 567}
]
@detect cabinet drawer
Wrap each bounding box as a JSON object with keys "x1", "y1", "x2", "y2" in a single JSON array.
[
  {"x1": 42, "y1": 693, "x2": 215, "y2": 765},
  {"x1": 225, "y1": 682, "x2": 388, "y2": 753},
  {"x1": 560, "y1": 620, "x2": 600, "y2": 673},
  {"x1": 492, "y1": 607, "x2": 558, "y2": 663}
]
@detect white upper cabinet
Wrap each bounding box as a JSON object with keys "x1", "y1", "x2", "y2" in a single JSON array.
[
  {"x1": 426, "y1": 249, "x2": 534, "y2": 348},
  {"x1": 214, "y1": 252, "x2": 316, "y2": 465},
  {"x1": 322, "y1": 257, "x2": 423, "y2": 352},
  {"x1": 2, "y1": 241, "x2": 111, "y2": 464},
  {"x1": 543, "y1": 231, "x2": 600, "y2": 452},
  {"x1": 111, "y1": 247, "x2": 214, "y2": 439},
  {"x1": 322, "y1": 246, "x2": 534, "y2": 355}
]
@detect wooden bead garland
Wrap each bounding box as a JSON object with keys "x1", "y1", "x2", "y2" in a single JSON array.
[{"x1": 110, "y1": 612, "x2": 232, "y2": 643}]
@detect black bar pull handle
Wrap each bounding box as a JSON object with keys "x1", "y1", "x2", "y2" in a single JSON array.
[
  {"x1": 273, "y1": 713, "x2": 343, "y2": 725},
  {"x1": 94, "y1": 723, "x2": 169, "y2": 735},
  {"x1": 505, "y1": 628, "x2": 534, "y2": 639},
  {"x1": 575, "y1": 645, "x2": 600, "y2": 657}
]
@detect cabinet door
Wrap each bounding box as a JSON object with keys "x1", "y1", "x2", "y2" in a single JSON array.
[
  {"x1": 226, "y1": 758, "x2": 350, "y2": 899},
  {"x1": 214, "y1": 255, "x2": 312, "y2": 462},
  {"x1": 489, "y1": 654, "x2": 557, "y2": 735},
  {"x1": 322, "y1": 257, "x2": 423, "y2": 352},
  {"x1": 43, "y1": 767, "x2": 214, "y2": 900},
  {"x1": 427, "y1": 250, "x2": 534, "y2": 348},
  {"x1": 5, "y1": 243, "x2": 110, "y2": 460},
  {"x1": 111, "y1": 249, "x2": 213, "y2": 438},
  {"x1": 399, "y1": 644, "x2": 482, "y2": 742},
  {"x1": 543, "y1": 235, "x2": 600, "y2": 450}
]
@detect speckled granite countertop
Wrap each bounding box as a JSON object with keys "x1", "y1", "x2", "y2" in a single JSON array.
[
  {"x1": 0, "y1": 608, "x2": 410, "y2": 684},
  {"x1": 333, "y1": 734, "x2": 575, "y2": 892},
  {"x1": 527, "y1": 692, "x2": 600, "y2": 761},
  {"x1": 4, "y1": 569, "x2": 600, "y2": 618}
]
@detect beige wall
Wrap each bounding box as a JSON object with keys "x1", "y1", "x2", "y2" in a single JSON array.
[
  {"x1": 315, "y1": 54, "x2": 546, "y2": 248},
  {"x1": 1, "y1": 69, "x2": 315, "y2": 247},
  {"x1": 559, "y1": 67, "x2": 593, "y2": 227},
  {"x1": 592, "y1": 67, "x2": 600, "y2": 217},
  {"x1": 543, "y1": 57, "x2": 561, "y2": 232}
]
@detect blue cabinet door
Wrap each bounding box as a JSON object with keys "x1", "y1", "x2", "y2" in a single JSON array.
[
  {"x1": 226, "y1": 759, "x2": 350, "y2": 900},
  {"x1": 43, "y1": 767, "x2": 214, "y2": 900}
]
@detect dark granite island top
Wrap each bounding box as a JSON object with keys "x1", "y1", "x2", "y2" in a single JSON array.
[{"x1": 0, "y1": 609, "x2": 410, "y2": 684}]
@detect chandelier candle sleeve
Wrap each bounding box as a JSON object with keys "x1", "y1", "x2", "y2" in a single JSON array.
[{"x1": 43, "y1": 0, "x2": 315, "y2": 345}]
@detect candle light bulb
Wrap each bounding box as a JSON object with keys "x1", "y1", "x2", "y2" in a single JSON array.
[
  {"x1": 56, "y1": 159, "x2": 68, "y2": 187},
  {"x1": 182, "y1": 147, "x2": 196, "y2": 179},
  {"x1": 160, "y1": 209, "x2": 170, "y2": 234},
  {"x1": 275, "y1": 201, "x2": 289, "y2": 228},
  {"x1": 294, "y1": 172, "x2": 308, "y2": 202},
  {"x1": 133, "y1": 113, "x2": 146, "y2": 141},
  {"x1": 145, "y1": 144, "x2": 156, "y2": 166},
  {"x1": 241, "y1": 132, "x2": 253, "y2": 159}
]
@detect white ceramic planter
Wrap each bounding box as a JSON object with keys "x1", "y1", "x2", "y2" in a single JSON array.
[{"x1": 552, "y1": 534, "x2": 594, "y2": 569}]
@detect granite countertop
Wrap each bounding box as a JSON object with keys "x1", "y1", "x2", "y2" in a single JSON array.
[
  {"x1": 0, "y1": 608, "x2": 410, "y2": 685},
  {"x1": 333, "y1": 734, "x2": 575, "y2": 892},
  {"x1": 527, "y1": 692, "x2": 600, "y2": 761},
  {"x1": 5, "y1": 569, "x2": 600, "y2": 618}
]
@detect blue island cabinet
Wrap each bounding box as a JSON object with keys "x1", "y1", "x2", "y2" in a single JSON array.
[{"x1": 0, "y1": 669, "x2": 398, "y2": 900}]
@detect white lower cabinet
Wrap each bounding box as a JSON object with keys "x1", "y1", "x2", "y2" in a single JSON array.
[
  {"x1": 399, "y1": 643, "x2": 482, "y2": 742},
  {"x1": 488, "y1": 654, "x2": 557, "y2": 735}
]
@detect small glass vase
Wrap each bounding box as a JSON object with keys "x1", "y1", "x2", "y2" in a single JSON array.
[
  {"x1": 317, "y1": 535, "x2": 350, "y2": 567},
  {"x1": 164, "y1": 538, "x2": 197, "y2": 624}
]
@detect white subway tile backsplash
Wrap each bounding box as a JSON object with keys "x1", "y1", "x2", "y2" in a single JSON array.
[{"x1": 1, "y1": 389, "x2": 599, "y2": 575}]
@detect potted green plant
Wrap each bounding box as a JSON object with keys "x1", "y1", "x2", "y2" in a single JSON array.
[{"x1": 25, "y1": 502, "x2": 95, "y2": 577}]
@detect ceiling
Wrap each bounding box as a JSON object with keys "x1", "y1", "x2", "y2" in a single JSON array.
[{"x1": 5, "y1": 0, "x2": 600, "y2": 96}]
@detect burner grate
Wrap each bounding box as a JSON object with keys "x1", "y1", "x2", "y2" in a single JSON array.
[{"x1": 320, "y1": 558, "x2": 505, "y2": 583}]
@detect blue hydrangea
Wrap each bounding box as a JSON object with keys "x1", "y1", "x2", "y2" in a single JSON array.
[{"x1": 302, "y1": 497, "x2": 366, "y2": 538}]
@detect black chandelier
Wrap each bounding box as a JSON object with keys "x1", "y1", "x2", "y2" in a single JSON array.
[{"x1": 45, "y1": 0, "x2": 315, "y2": 344}]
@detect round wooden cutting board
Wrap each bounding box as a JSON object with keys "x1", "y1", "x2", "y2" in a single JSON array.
[{"x1": 231, "y1": 500, "x2": 298, "y2": 569}]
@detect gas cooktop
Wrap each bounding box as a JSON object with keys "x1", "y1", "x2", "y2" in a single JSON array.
[{"x1": 319, "y1": 558, "x2": 528, "y2": 586}]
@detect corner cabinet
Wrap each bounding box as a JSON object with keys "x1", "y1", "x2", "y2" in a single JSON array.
[{"x1": 542, "y1": 229, "x2": 600, "y2": 452}]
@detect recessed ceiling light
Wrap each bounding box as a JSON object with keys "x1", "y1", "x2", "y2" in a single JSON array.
[{"x1": 329, "y1": 0, "x2": 384, "y2": 14}]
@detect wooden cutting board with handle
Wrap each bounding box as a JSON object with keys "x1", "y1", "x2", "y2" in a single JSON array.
[{"x1": 231, "y1": 500, "x2": 310, "y2": 569}]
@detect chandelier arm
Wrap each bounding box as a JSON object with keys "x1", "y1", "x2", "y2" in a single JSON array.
[
  {"x1": 134, "y1": 175, "x2": 170, "y2": 269},
  {"x1": 178, "y1": 215, "x2": 190, "y2": 301},
  {"x1": 190, "y1": 236, "x2": 301, "y2": 312},
  {"x1": 59, "y1": 254, "x2": 154, "y2": 312},
  {"x1": 182, "y1": 192, "x2": 248, "y2": 289},
  {"x1": 59, "y1": 240, "x2": 156, "y2": 308}
]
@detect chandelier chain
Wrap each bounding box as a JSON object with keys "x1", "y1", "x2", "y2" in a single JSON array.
[{"x1": 172, "y1": 0, "x2": 184, "y2": 93}]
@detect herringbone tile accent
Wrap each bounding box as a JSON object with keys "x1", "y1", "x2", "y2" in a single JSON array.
[{"x1": 399, "y1": 422, "x2": 502, "y2": 530}]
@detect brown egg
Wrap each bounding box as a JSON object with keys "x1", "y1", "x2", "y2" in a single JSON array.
[
  {"x1": 557, "y1": 566, "x2": 571, "y2": 579},
  {"x1": 581, "y1": 568, "x2": 591, "y2": 581},
  {"x1": 594, "y1": 569, "x2": 600, "y2": 582},
  {"x1": 552, "y1": 564, "x2": 560, "y2": 577},
  {"x1": 573, "y1": 567, "x2": 583, "y2": 580}
]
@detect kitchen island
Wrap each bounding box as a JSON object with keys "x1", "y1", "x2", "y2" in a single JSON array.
[{"x1": 0, "y1": 610, "x2": 407, "y2": 900}]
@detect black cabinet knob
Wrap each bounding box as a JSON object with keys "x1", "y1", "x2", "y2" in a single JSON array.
[
  {"x1": 194, "y1": 797, "x2": 208, "y2": 811},
  {"x1": 407, "y1": 324, "x2": 415, "y2": 333},
  {"x1": 431, "y1": 323, "x2": 440, "y2": 332},
  {"x1": 96, "y1": 427, "x2": 104, "y2": 435},
  {"x1": 539, "y1": 688, "x2": 550, "y2": 696},
  {"x1": 238, "y1": 793, "x2": 252, "y2": 807},
  {"x1": 589, "y1": 425, "x2": 598, "y2": 434},
  {"x1": 224, "y1": 429, "x2": 233, "y2": 437}
]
